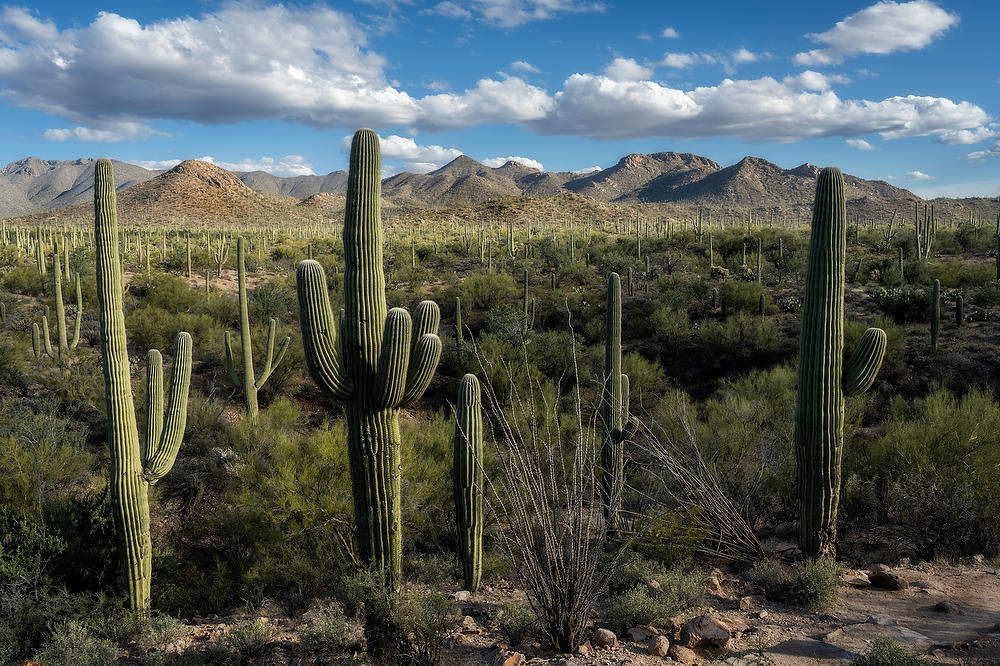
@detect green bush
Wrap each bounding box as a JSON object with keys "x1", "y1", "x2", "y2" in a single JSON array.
[
  {"x1": 222, "y1": 618, "x2": 276, "y2": 657},
  {"x1": 495, "y1": 602, "x2": 536, "y2": 646},
  {"x1": 747, "y1": 558, "x2": 839, "y2": 610},
  {"x1": 299, "y1": 600, "x2": 362, "y2": 653},
  {"x1": 32, "y1": 619, "x2": 118, "y2": 666},
  {"x1": 872, "y1": 287, "x2": 930, "y2": 323},
  {"x1": 718, "y1": 281, "x2": 768, "y2": 314},
  {"x1": 607, "y1": 563, "x2": 709, "y2": 631},
  {"x1": 850, "y1": 637, "x2": 933, "y2": 665}
]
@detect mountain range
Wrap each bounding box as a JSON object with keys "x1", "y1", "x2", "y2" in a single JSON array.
[{"x1": 1, "y1": 150, "x2": 989, "y2": 227}]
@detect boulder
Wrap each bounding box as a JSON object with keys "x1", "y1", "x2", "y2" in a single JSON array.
[
  {"x1": 680, "y1": 614, "x2": 731, "y2": 648},
  {"x1": 648, "y1": 634, "x2": 670, "y2": 657},
  {"x1": 868, "y1": 564, "x2": 909, "y2": 590},
  {"x1": 591, "y1": 627, "x2": 617, "y2": 649},
  {"x1": 669, "y1": 643, "x2": 701, "y2": 664},
  {"x1": 627, "y1": 626, "x2": 652, "y2": 642}
]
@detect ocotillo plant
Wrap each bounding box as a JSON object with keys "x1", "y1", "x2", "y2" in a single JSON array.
[
  {"x1": 794, "y1": 167, "x2": 886, "y2": 559},
  {"x1": 931, "y1": 279, "x2": 940, "y2": 351},
  {"x1": 224, "y1": 237, "x2": 290, "y2": 421},
  {"x1": 601, "y1": 272, "x2": 638, "y2": 535},
  {"x1": 296, "y1": 129, "x2": 442, "y2": 590},
  {"x1": 94, "y1": 158, "x2": 194, "y2": 612},
  {"x1": 453, "y1": 373, "x2": 483, "y2": 593}
]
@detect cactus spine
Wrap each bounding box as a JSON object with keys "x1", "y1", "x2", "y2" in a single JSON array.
[
  {"x1": 601, "y1": 272, "x2": 638, "y2": 535},
  {"x1": 296, "y1": 130, "x2": 442, "y2": 589},
  {"x1": 794, "y1": 167, "x2": 886, "y2": 558},
  {"x1": 453, "y1": 373, "x2": 483, "y2": 593},
  {"x1": 224, "y1": 237, "x2": 290, "y2": 421},
  {"x1": 94, "y1": 159, "x2": 193, "y2": 612}
]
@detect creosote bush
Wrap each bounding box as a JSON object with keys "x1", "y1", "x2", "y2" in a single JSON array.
[{"x1": 747, "y1": 557, "x2": 839, "y2": 611}]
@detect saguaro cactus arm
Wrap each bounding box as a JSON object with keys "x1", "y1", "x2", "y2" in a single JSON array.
[
  {"x1": 223, "y1": 331, "x2": 244, "y2": 390},
  {"x1": 143, "y1": 332, "x2": 193, "y2": 482},
  {"x1": 842, "y1": 328, "x2": 887, "y2": 397},
  {"x1": 374, "y1": 308, "x2": 412, "y2": 409},
  {"x1": 254, "y1": 319, "x2": 291, "y2": 389},
  {"x1": 400, "y1": 300, "x2": 442, "y2": 408},
  {"x1": 297, "y1": 259, "x2": 353, "y2": 400}
]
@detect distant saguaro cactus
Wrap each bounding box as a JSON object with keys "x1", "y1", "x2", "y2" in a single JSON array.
[
  {"x1": 794, "y1": 167, "x2": 886, "y2": 559},
  {"x1": 453, "y1": 373, "x2": 483, "y2": 593},
  {"x1": 931, "y1": 279, "x2": 940, "y2": 351},
  {"x1": 94, "y1": 159, "x2": 193, "y2": 612},
  {"x1": 224, "y1": 237, "x2": 290, "y2": 421},
  {"x1": 296, "y1": 129, "x2": 442, "y2": 590},
  {"x1": 37, "y1": 249, "x2": 82, "y2": 366}
]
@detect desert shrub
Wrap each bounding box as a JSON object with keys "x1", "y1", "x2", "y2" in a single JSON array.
[
  {"x1": 850, "y1": 637, "x2": 933, "y2": 665},
  {"x1": 717, "y1": 280, "x2": 767, "y2": 314},
  {"x1": 606, "y1": 555, "x2": 709, "y2": 631},
  {"x1": 495, "y1": 602, "x2": 536, "y2": 646},
  {"x1": 90, "y1": 609, "x2": 186, "y2": 650},
  {"x1": 747, "y1": 558, "x2": 839, "y2": 610},
  {"x1": 249, "y1": 277, "x2": 296, "y2": 322},
  {"x1": 872, "y1": 287, "x2": 930, "y2": 323},
  {"x1": 457, "y1": 270, "x2": 516, "y2": 310},
  {"x1": 128, "y1": 272, "x2": 201, "y2": 312},
  {"x1": 628, "y1": 509, "x2": 713, "y2": 567},
  {"x1": 648, "y1": 303, "x2": 691, "y2": 347},
  {"x1": 344, "y1": 568, "x2": 457, "y2": 666},
  {"x1": 32, "y1": 619, "x2": 118, "y2": 666},
  {"x1": 126, "y1": 305, "x2": 219, "y2": 353},
  {"x1": 697, "y1": 312, "x2": 780, "y2": 358},
  {"x1": 222, "y1": 618, "x2": 276, "y2": 657},
  {"x1": 406, "y1": 552, "x2": 460, "y2": 587},
  {"x1": 2, "y1": 263, "x2": 46, "y2": 295},
  {"x1": 299, "y1": 600, "x2": 362, "y2": 653},
  {"x1": 928, "y1": 260, "x2": 994, "y2": 288},
  {"x1": 622, "y1": 351, "x2": 665, "y2": 404}
]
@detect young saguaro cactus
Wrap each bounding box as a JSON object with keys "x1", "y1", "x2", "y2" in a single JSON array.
[
  {"x1": 224, "y1": 237, "x2": 290, "y2": 421},
  {"x1": 601, "y1": 272, "x2": 639, "y2": 535},
  {"x1": 453, "y1": 373, "x2": 483, "y2": 593},
  {"x1": 795, "y1": 167, "x2": 887, "y2": 559},
  {"x1": 296, "y1": 129, "x2": 442, "y2": 590},
  {"x1": 94, "y1": 158, "x2": 193, "y2": 612},
  {"x1": 40, "y1": 249, "x2": 82, "y2": 365}
]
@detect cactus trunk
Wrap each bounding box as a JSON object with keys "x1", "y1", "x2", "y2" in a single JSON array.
[
  {"x1": 794, "y1": 167, "x2": 886, "y2": 559},
  {"x1": 453, "y1": 374, "x2": 483, "y2": 592}
]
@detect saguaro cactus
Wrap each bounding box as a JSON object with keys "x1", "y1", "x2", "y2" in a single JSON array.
[
  {"x1": 453, "y1": 373, "x2": 483, "y2": 593},
  {"x1": 94, "y1": 159, "x2": 193, "y2": 612},
  {"x1": 296, "y1": 129, "x2": 442, "y2": 589},
  {"x1": 795, "y1": 167, "x2": 886, "y2": 559},
  {"x1": 224, "y1": 237, "x2": 290, "y2": 420},
  {"x1": 42, "y1": 250, "x2": 82, "y2": 365},
  {"x1": 931, "y1": 279, "x2": 940, "y2": 351},
  {"x1": 601, "y1": 272, "x2": 639, "y2": 535}
]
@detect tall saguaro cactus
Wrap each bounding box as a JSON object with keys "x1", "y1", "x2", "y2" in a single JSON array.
[
  {"x1": 453, "y1": 373, "x2": 483, "y2": 593},
  {"x1": 795, "y1": 167, "x2": 887, "y2": 558},
  {"x1": 36, "y1": 249, "x2": 82, "y2": 366},
  {"x1": 296, "y1": 129, "x2": 442, "y2": 589},
  {"x1": 224, "y1": 237, "x2": 290, "y2": 420},
  {"x1": 94, "y1": 159, "x2": 193, "y2": 612},
  {"x1": 600, "y1": 272, "x2": 639, "y2": 535}
]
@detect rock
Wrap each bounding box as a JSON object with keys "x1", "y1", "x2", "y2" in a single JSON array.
[
  {"x1": 575, "y1": 640, "x2": 592, "y2": 656},
  {"x1": 452, "y1": 590, "x2": 471, "y2": 602},
  {"x1": 591, "y1": 628, "x2": 616, "y2": 649},
  {"x1": 868, "y1": 564, "x2": 909, "y2": 590},
  {"x1": 933, "y1": 600, "x2": 961, "y2": 614},
  {"x1": 757, "y1": 610, "x2": 769, "y2": 619},
  {"x1": 669, "y1": 643, "x2": 700, "y2": 664},
  {"x1": 627, "y1": 626, "x2": 652, "y2": 642},
  {"x1": 844, "y1": 573, "x2": 871, "y2": 587},
  {"x1": 648, "y1": 635, "x2": 670, "y2": 657},
  {"x1": 738, "y1": 595, "x2": 765, "y2": 611},
  {"x1": 867, "y1": 614, "x2": 898, "y2": 626},
  {"x1": 501, "y1": 652, "x2": 525, "y2": 666},
  {"x1": 680, "y1": 614, "x2": 731, "y2": 648},
  {"x1": 460, "y1": 615, "x2": 481, "y2": 634},
  {"x1": 710, "y1": 568, "x2": 726, "y2": 594},
  {"x1": 973, "y1": 554, "x2": 985, "y2": 565}
]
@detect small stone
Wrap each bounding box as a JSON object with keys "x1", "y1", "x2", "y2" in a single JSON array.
[
  {"x1": 933, "y1": 600, "x2": 961, "y2": 614},
  {"x1": 867, "y1": 614, "x2": 898, "y2": 626},
  {"x1": 869, "y1": 564, "x2": 909, "y2": 591},
  {"x1": 973, "y1": 554, "x2": 985, "y2": 565},
  {"x1": 648, "y1": 635, "x2": 670, "y2": 657},
  {"x1": 845, "y1": 572, "x2": 871, "y2": 587},
  {"x1": 757, "y1": 610, "x2": 769, "y2": 619},
  {"x1": 680, "y1": 614, "x2": 731, "y2": 648},
  {"x1": 460, "y1": 615, "x2": 481, "y2": 634},
  {"x1": 669, "y1": 643, "x2": 700, "y2": 664},
  {"x1": 575, "y1": 640, "x2": 592, "y2": 656},
  {"x1": 738, "y1": 595, "x2": 765, "y2": 611},
  {"x1": 710, "y1": 568, "x2": 726, "y2": 594},
  {"x1": 627, "y1": 626, "x2": 652, "y2": 642},
  {"x1": 591, "y1": 627, "x2": 617, "y2": 649},
  {"x1": 452, "y1": 590, "x2": 471, "y2": 602},
  {"x1": 501, "y1": 652, "x2": 525, "y2": 666}
]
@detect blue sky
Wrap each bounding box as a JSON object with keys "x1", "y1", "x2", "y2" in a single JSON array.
[{"x1": 1, "y1": 0, "x2": 998, "y2": 197}]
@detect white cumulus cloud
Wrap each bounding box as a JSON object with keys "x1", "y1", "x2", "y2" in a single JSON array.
[
  {"x1": 846, "y1": 138, "x2": 877, "y2": 150},
  {"x1": 906, "y1": 170, "x2": 933, "y2": 180},
  {"x1": 964, "y1": 141, "x2": 1000, "y2": 161},
  {"x1": 603, "y1": 57, "x2": 652, "y2": 81},
  {"x1": 660, "y1": 52, "x2": 715, "y2": 68},
  {"x1": 130, "y1": 155, "x2": 315, "y2": 177},
  {"x1": 482, "y1": 155, "x2": 544, "y2": 170},
  {"x1": 43, "y1": 122, "x2": 158, "y2": 142},
  {"x1": 572, "y1": 165, "x2": 602, "y2": 174},
  {"x1": 934, "y1": 127, "x2": 995, "y2": 145},
  {"x1": 511, "y1": 60, "x2": 541, "y2": 73},
  {"x1": 782, "y1": 71, "x2": 849, "y2": 91},
  {"x1": 731, "y1": 48, "x2": 759, "y2": 64},
  {"x1": 340, "y1": 133, "x2": 464, "y2": 173},
  {"x1": 661, "y1": 27, "x2": 679, "y2": 38},
  {"x1": 794, "y1": 0, "x2": 958, "y2": 66}
]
